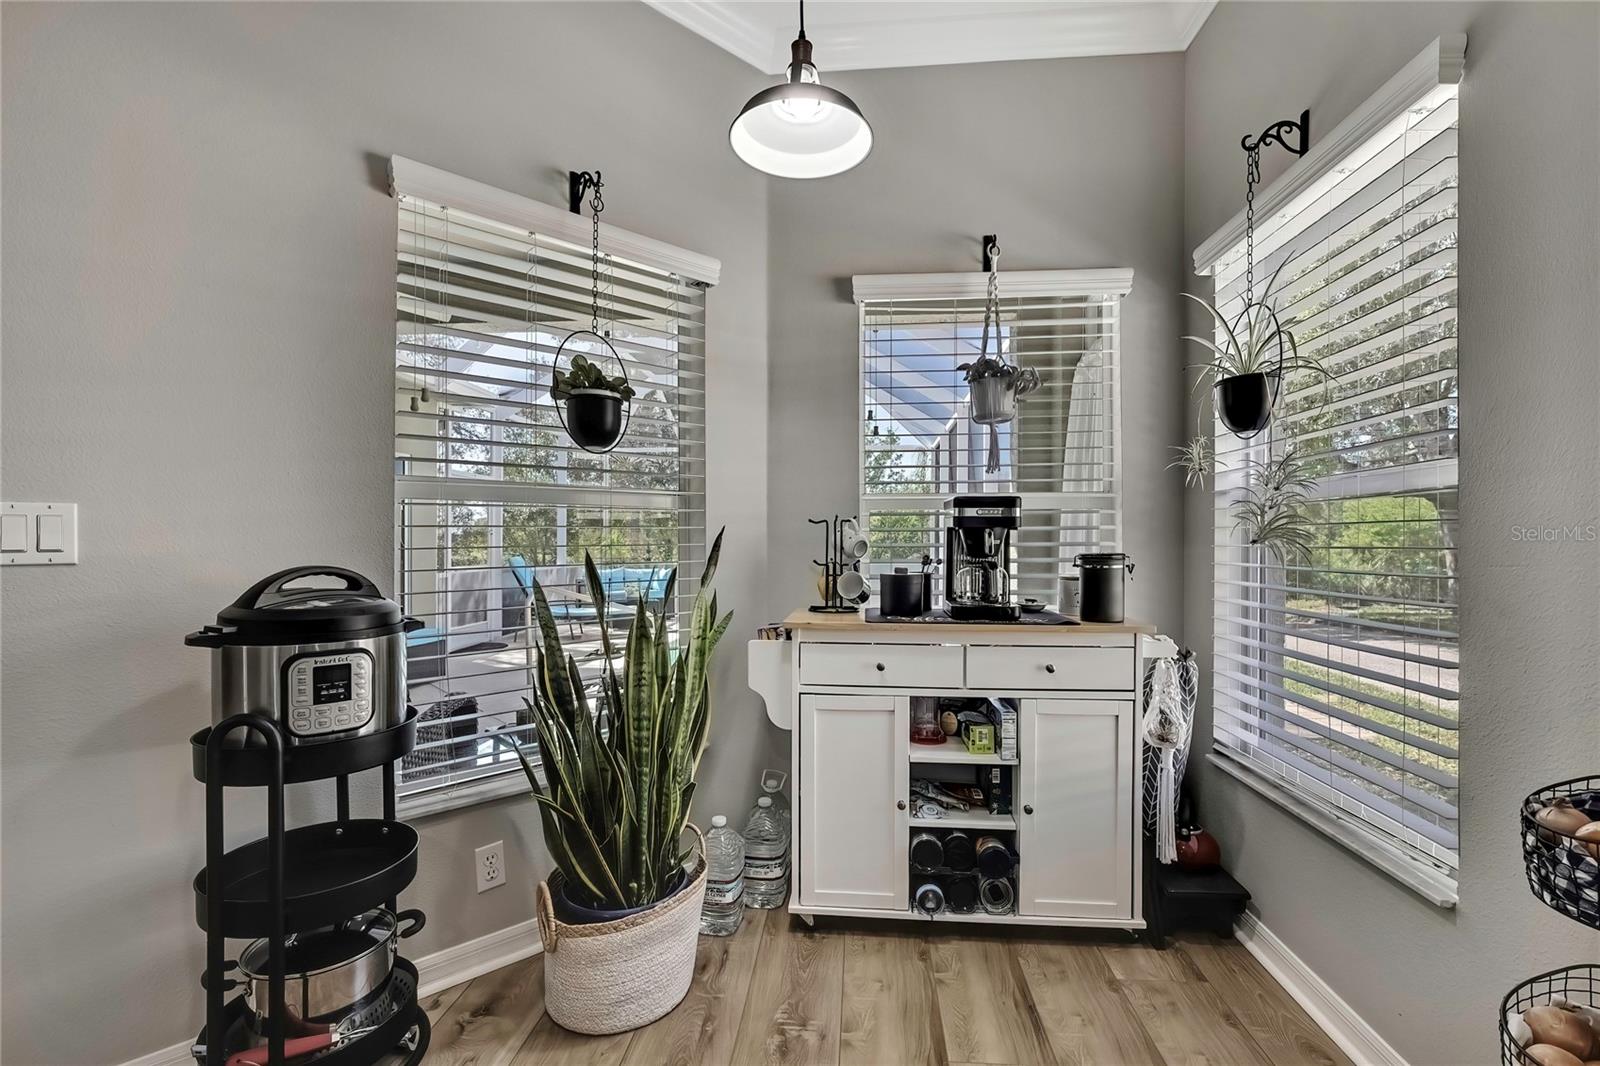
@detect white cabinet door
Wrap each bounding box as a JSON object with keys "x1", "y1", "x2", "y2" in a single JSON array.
[
  {"x1": 798, "y1": 694, "x2": 908, "y2": 910},
  {"x1": 1018, "y1": 698, "x2": 1134, "y2": 919}
]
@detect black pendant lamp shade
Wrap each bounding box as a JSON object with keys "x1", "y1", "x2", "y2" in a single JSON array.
[{"x1": 729, "y1": 3, "x2": 872, "y2": 179}]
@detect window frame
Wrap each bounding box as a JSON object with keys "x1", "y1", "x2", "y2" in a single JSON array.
[
  {"x1": 389, "y1": 158, "x2": 719, "y2": 818},
  {"x1": 1192, "y1": 36, "x2": 1466, "y2": 905},
  {"x1": 851, "y1": 268, "x2": 1133, "y2": 604}
]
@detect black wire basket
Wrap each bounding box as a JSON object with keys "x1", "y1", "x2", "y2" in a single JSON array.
[
  {"x1": 1520, "y1": 776, "x2": 1600, "y2": 929},
  {"x1": 1499, "y1": 964, "x2": 1600, "y2": 1065}
]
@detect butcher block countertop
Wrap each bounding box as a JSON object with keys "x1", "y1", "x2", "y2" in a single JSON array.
[{"x1": 780, "y1": 608, "x2": 1155, "y2": 636}]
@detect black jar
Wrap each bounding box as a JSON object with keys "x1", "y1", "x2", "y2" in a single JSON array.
[{"x1": 1075, "y1": 553, "x2": 1134, "y2": 623}]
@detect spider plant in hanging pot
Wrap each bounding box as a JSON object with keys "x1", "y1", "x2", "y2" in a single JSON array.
[
  {"x1": 551, "y1": 346, "x2": 635, "y2": 453},
  {"x1": 1185, "y1": 261, "x2": 1327, "y2": 438}
]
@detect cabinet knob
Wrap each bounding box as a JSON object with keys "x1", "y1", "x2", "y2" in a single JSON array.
[
  {"x1": 1024, "y1": 804, "x2": 1035, "y2": 815},
  {"x1": 896, "y1": 799, "x2": 907, "y2": 810},
  {"x1": 875, "y1": 662, "x2": 886, "y2": 672},
  {"x1": 1044, "y1": 663, "x2": 1057, "y2": 674}
]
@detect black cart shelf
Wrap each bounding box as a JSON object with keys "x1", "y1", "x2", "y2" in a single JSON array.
[{"x1": 192, "y1": 712, "x2": 428, "y2": 1066}]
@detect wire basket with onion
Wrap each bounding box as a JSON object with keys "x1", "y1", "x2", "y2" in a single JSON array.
[
  {"x1": 1521, "y1": 776, "x2": 1600, "y2": 929},
  {"x1": 1500, "y1": 965, "x2": 1600, "y2": 1066}
]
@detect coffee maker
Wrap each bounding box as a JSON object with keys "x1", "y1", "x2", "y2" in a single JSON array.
[{"x1": 944, "y1": 494, "x2": 1021, "y2": 621}]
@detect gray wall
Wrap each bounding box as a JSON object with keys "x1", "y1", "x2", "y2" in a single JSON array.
[
  {"x1": 0, "y1": 4, "x2": 773, "y2": 1063},
  {"x1": 766, "y1": 53, "x2": 1189, "y2": 636},
  {"x1": 1183, "y1": 4, "x2": 1600, "y2": 1063}
]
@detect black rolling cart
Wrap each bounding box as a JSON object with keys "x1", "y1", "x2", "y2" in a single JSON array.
[{"x1": 190, "y1": 709, "x2": 430, "y2": 1066}]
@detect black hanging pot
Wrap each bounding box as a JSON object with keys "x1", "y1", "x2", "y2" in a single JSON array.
[
  {"x1": 1214, "y1": 371, "x2": 1279, "y2": 438},
  {"x1": 552, "y1": 330, "x2": 632, "y2": 454}
]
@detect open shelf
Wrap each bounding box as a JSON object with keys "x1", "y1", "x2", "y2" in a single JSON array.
[
  {"x1": 194, "y1": 819, "x2": 418, "y2": 937},
  {"x1": 910, "y1": 811, "x2": 1016, "y2": 830},
  {"x1": 195, "y1": 959, "x2": 428, "y2": 1066},
  {"x1": 910, "y1": 739, "x2": 1017, "y2": 765},
  {"x1": 192, "y1": 709, "x2": 419, "y2": 786}
]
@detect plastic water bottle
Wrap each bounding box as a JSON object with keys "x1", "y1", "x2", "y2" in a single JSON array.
[
  {"x1": 700, "y1": 814, "x2": 745, "y2": 936},
  {"x1": 744, "y1": 795, "x2": 790, "y2": 909}
]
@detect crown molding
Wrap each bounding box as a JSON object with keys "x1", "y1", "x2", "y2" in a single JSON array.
[
  {"x1": 644, "y1": 2, "x2": 1217, "y2": 75},
  {"x1": 389, "y1": 156, "x2": 721, "y2": 287},
  {"x1": 644, "y1": 0, "x2": 775, "y2": 72},
  {"x1": 1193, "y1": 34, "x2": 1466, "y2": 275},
  {"x1": 853, "y1": 268, "x2": 1134, "y2": 303}
]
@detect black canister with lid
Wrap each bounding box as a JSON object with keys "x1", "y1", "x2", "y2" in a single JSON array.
[
  {"x1": 879, "y1": 566, "x2": 929, "y2": 618},
  {"x1": 1075, "y1": 552, "x2": 1134, "y2": 623}
]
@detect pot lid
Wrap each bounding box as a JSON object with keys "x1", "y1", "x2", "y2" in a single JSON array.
[{"x1": 187, "y1": 566, "x2": 415, "y2": 647}]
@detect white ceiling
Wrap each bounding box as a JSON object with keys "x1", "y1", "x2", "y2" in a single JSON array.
[{"x1": 643, "y1": 1, "x2": 1216, "y2": 75}]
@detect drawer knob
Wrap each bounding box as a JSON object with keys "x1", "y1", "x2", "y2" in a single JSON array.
[
  {"x1": 875, "y1": 662, "x2": 886, "y2": 672},
  {"x1": 1044, "y1": 663, "x2": 1057, "y2": 674},
  {"x1": 896, "y1": 799, "x2": 907, "y2": 810},
  {"x1": 1024, "y1": 804, "x2": 1035, "y2": 815}
]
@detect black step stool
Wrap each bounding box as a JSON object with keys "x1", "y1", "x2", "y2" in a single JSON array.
[{"x1": 1144, "y1": 845, "x2": 1251, "y2": 949}]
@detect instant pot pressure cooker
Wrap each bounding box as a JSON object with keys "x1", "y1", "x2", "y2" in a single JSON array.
[{"x1": 186, "y1": 566, "x2": 421, "y2": 746}]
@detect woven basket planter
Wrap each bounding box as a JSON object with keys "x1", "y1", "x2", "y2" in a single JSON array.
[{"x1": 535, "y1": 825, "x2": 708, "y2": 1035}]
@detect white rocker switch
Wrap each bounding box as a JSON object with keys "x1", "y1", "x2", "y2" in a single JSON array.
[
  {"x1": 36, "y1": 513, "x2": 65, "y2": 552},
  {"x1": 0, "y1": 513, "x2": 26, "y2": 553}
]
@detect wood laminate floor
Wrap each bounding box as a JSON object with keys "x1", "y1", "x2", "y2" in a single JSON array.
[{"x1": 418, "y1": 908, "x2": 1352, "y2": 1066}]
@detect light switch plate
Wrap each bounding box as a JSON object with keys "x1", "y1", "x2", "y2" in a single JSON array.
[{"x1": 1, "y1": 503, "x2": 77, "y2": 565}]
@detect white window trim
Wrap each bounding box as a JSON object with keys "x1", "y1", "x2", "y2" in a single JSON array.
[
  {"x1": 389, "y1": 156, "x2": 721, "y2": 287},
  {"x1": 1193, "y1": 34, "x2": 1466, "y2": 274},
  {"x1": 1209, "y1": 752, "x2": 1459, "y2": 907},
  {"x1": 1193, "y1": 35, "x2": 1466, "y2": 905}
]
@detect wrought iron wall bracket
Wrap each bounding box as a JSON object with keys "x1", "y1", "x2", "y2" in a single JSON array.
[
  {"x1": 569, "y1": 170, "x2": 602, "y2": 215},
  {"x1": 1241, "y1": 109, "x2": 1311, "y2": 159}
]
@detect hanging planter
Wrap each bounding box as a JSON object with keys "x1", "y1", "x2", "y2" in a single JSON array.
[
  {"x1": 551, "y1": 171, "x2": 633, "y2": 455},
  {"x1": 958, "y1": 237, "x2": 1041, "y2": 472},
  {"x1": 1185, "y1": 260, "x2": 1328, "y2": 441},
  {"x1": 1214, "y1": 371, "x2": 1279, "y2": 437},
  {"x1": 551, "y1": 340, "x2": 633, "y2": 453}
]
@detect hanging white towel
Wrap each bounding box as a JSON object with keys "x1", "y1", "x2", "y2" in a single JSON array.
[{"x1": 1140, "y1": 649, "x2": 1198, "y2": 864}]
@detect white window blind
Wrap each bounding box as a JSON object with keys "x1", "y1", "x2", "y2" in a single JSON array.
[
  {"x1": 390, "y1": 162, "x2": 712, "y2": 811},
  {"x1": 852, "y1": 271, "x2": 1131, "y2": 606},
  {"x1": 1202, "y1": 63, "x2": 1461, "y2": 871}
]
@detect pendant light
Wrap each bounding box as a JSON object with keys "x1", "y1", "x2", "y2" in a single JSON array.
[{"x1": 729, "y1": 0, "x2": 872, "y2": 179}]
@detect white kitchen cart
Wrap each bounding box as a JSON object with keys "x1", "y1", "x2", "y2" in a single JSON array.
[{"x1": 749, "y1": 610, "x2": 1174, "y2": 931}]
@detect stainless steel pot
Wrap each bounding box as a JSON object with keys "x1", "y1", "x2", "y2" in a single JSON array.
[
  {"x1": 239, "y1": 907, "x2": 424, "y2": 1029},
  {"x1": 187, "y1": 567, "x2": 420, "y2": 745}
]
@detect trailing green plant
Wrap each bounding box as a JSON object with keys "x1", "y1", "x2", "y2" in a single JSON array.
[
  {"x1": 1169, "y1": 433, "x2": 1214, "y2": 489},
  {"x1": 1231, "y1": 447, "x2": 1319, "y2": 563},
  {"x1": 1183, "y1": 258, "x2": 1330, "y2": 387},
  {"x1": 551, "y1": 353, "x2": 635, "y2": 402},
  {"x1": 501, "y1": 529, "x2": 730, "y2": 910}
]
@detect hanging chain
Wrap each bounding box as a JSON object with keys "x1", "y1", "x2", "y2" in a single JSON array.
[
  {"x1": 589, "y1": 174, "x2": 605, "y2": 333},
  {"x1": 980, "y1": 238, "x2": 1000, "y2": 359},
  {"x1": 1244, "y1": 146, "x2": 1260, "y2": 305}
]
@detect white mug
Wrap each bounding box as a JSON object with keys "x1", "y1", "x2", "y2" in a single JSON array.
[
  {"x1": 836, "y1": 568, "x2": 869, "y2": 603},
  {"x1": 838, "y1": 520, "x2": 869, "y2": 561}
]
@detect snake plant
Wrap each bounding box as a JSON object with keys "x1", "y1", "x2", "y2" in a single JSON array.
[{"x1": 501, "y1": 529, "x2": 731, "y2": 911}]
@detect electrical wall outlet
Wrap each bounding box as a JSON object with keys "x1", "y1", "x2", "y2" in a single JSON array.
[{"x1": 475, "y1": 841, "x2": 506, "y2": 893}]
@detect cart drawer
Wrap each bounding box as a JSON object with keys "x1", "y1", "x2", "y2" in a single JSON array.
[
  {"x1": 799, "y1": 643, "x2": 963, "y2": 688},
  {"x1": 965, "y1": 645, "x2": 1133, "y2": 690}
]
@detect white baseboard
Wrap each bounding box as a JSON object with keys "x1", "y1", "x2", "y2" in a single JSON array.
[
  {"x1": 120, "y1": 919, "x2": 544, "y2": 1066},
  {"x1": 1235, "y1": 911, "x2": 1409, "y2": 1066},
  {"x1": 414, "y1": 916, "x2": 544, "y2": 999}
]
